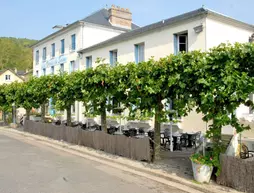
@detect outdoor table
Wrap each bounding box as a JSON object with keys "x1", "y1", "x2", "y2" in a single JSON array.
[
  {"x1": 114, "y1": 131, "x2": 123, "y2": 135},
  {"x1": 186, "y1": 132, "x2": 196, "y2": 147}
]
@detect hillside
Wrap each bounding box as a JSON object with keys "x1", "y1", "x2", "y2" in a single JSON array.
[{"x1": 0, "y1": 37, "x2": 37, "y2": 70}]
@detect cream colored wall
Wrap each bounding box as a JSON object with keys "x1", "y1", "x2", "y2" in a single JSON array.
[
  {"x1": 32, "y1": 23, "x2": 124, "y2": 121},
  {"x1": 79, "y1": 17, "x2": 208, "y2": 131},
  {"x1": 82, "y1": 24, "x2": 124, "y2": 49},
  {"x1": 206, "y1": 16, "x2": 253, "y2": 49},
  {"x1": 80, "y1": 17, "x2": 206, "y2": 69},
  {"x1": 0, "y1": 70, "x2": 23, "y2": 85}
]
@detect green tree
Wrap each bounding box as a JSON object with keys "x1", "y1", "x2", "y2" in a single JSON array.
[
  {"x1": 81, "y1": 64, "x2": 112, "y2": 132},
  {"x1": 52, "y1": 72, "x2": 83, "y2": 126}
]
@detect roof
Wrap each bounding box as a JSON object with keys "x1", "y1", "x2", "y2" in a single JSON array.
[
  {"x1": 79, "y1": 8, "x2": 254, "y2": 53},
  {"x1": 32, "y1": 8, "x2": 139, "y2": 48},
  {"x1": 81, "y1": 8, "x2": 139, "y2": 31},
  {"x1": 0, "y1": 69, "x2": 25, "y2": 81}
]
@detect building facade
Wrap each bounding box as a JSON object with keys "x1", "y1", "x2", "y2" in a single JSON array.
[
  {"x1": 32, "y1": 6, "x2": 139, "y2": 118},
  {"x1": 78, "y1": 8, "x2": 254, "y2": 132}
]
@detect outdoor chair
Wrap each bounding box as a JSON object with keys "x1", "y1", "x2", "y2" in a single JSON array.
[
  {"x1": 71, "y1": 121, "x2": 79, "y2": 127},
  {"x1": 240, "y1": 144, "x2": 254, "y2": 159},
  {"x1": 107, "y1": 126, "x2": 117, "y2": 135},
  {"x1": 180, "y1": 133, "x2": 189, "y2": 149},
  {"x1": 192, "y1": 131, "x2": 201, "y2": 148},
  {"x1": 129, "y1": 128, "x2": 137, "y2": 137},
  {"x1": 61, "y1": 120, "x2": 67, "y2": 126},
  {"x1": 138, "y1": 128, "x2": 145, "y2": 135}
]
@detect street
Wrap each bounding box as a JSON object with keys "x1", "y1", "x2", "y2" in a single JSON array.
[{"x1": 0, "y1": 134, "x2": 185, "y2": 193}]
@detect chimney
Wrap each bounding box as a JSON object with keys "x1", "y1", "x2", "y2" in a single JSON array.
[
  {"x1": 14, "y1": 68, "x2": 17, "y2": 73},
  {"x1": 109, "y1": 5, "x2": 132, "y2": 29}
]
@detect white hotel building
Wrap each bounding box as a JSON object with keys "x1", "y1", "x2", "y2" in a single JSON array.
[
  {"x1": 32, "y1": 6, "x2": 139, "y2": 119},
  {"x1": 33, "y1": 6, "x2": 254, "y2": 132}
]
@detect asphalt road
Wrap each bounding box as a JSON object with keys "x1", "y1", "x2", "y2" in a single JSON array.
[{"x1": 0, "y1": 134, "x2": 185, "y2": 193}]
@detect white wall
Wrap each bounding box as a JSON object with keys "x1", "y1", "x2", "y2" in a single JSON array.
[
  {"x1": 206, "y1": 16, "x2": 253, "y2": 49},
  {"x1": 82, "y1": 24, "x2": 124, "y2": 49},
  {"x1": 80, "y1": 17, "x2": 206, "y2": 69},
  {"x1": 33, "y1": 25, "x2": 82, "y2": 77},
  {"x1": 32, "y1": 23, "x2": 124, "y2": 121}
]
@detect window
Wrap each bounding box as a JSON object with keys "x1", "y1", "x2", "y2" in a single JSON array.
[
  {"x1": 174, "y1": 33, "x2": 188, "y2": 54},
  {"x1": 71, "y1": 34, "x2": 76, "y2": 51},
  {"x1": 43, "y1": 47, "x2": 47, "y2": 61},
  {"x1": 134, "y1": 43, "x2": 145, "y2": 64},
  {"x1": 60, "y1": 63, "x2": 64, "y2": 73},
  {"x1": 61, "y1": 39, "x2": 65, "y2": 54},
  {"x1": 43, "y1": 68, "x2": 46, "y2": 76},
  {"x1": 51, "y1": 43, "x2": 55, "y2": 58},
  {"x1": 69, "y1": 61, "x2": 76, "y2": 73},
  {"x1": 36, "y1": 70, "x2": 39, "y2": 77},
  {"x1": 51, "y1": 66, "x2": 54, "y2": 75},
  {"x1": 35, "y1": 50, "x2": 39, "y2": 64},
  {"x1": 110, "y1": 50, "x2": 118, "y2": 66},
  {"x1": 86, "y1": 56, "x2": 92, "y2": 69},
  {"x1": 5, "y1": 75, "x2": 10, "y2": 81}
]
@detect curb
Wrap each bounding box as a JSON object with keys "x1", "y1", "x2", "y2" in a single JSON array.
[{"x1": 0, "y1": 128, "x2": 237, "y2": 193}]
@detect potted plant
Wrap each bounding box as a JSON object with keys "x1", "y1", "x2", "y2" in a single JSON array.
[{"x1": 190, "y1": 153, "x2": 214, "y2": 183}]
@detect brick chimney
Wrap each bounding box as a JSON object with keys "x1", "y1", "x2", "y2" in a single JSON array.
[{"x1": 109, "y1": 5, "x2": 132, "y2": 29}]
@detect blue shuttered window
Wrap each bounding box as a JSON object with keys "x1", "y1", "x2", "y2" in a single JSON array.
[
  {"x1": 174, "y1": 34, "x2": 178, "y2": 55},
  {"x1": 43, "y1": 68, "x2": 46, "y2": 76},
  {"x1": 43, "y1": 47, "x2": 47, "y2": 61},
  {"x1": 109, "y1": 50, "x2": 117, "y2": 66},
  {"x1": 60, "y1": 63, "x2": 64, "y2": 73},
  {"x1": 69, "y1": 61, "x2": 75, "y2": 73},
  {"x1": 174, "y1": 33, "x2": 188, "y2": 55},
  {"x1": 86, "y1": 56, "x2": 92, "y2": 69},
  {"x1": 71, "y1": 34, "x2": 76, "y2": 51},
  {"x1": 134, "y1": 43, "x2": 145, "y2": 64},
  {"x1": 36, "y1": 50, "x2": 39, "y2": 64},
  {"x1": 61, "y1": 39, "x2": 65, "y2": 54},
  {"x1": 51, "y1": 66, "x2": 54, "y2": 75},
  {"x1": 51, "y1": 43, "x2": 55, "y2": 57},
  {"x1": 135, "y1": 45, "x2": 139, "y2": 64}
]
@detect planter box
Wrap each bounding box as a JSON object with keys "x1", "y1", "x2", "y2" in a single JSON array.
[
  {"x1": 217, "y1": 154, "x2": 254, "y2": 192},
  {"x1": 192, "y1": 161, "x2": 213, "y2": 183},
  {"x1": 24, "y1": 120, "x2": 151, "y2": 162}
]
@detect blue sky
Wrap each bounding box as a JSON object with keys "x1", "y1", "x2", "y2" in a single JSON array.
[{"x1": 1, "y1": 0, "x2": 253, "y2": 40}]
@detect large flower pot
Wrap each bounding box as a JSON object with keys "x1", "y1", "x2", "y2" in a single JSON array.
[{"x1": 191, "y1": 161, "x2": 213, "y2": 183}]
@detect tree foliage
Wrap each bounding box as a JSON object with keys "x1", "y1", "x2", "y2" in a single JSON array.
[{"x1": 0, "y1": 37, "x2": 37, "y2": 70}]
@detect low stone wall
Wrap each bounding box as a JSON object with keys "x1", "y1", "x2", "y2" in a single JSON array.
[
  {"x1": 24, "y1": 120, "x2": 151, "y2": 162},
  {"x1": 217, "y1": 154, "x2": 254, "y2": 192}
]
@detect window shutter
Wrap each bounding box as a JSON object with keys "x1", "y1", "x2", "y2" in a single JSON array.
[
  {"x1": 69, "y1": 61, "x2": 72, "y2": 73},
  {"x1": 174, "y1": 34, "x2": 178, "y2": 55},
  {"x1": 110, "y1": 51, "x2": 113, "y2": 66},
  {"x1": 86, "y1": 57, "x2": 89, "y2": 69},
  {"x1": 135, "y1": 45, "x2": 139, "y2": 64}
]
